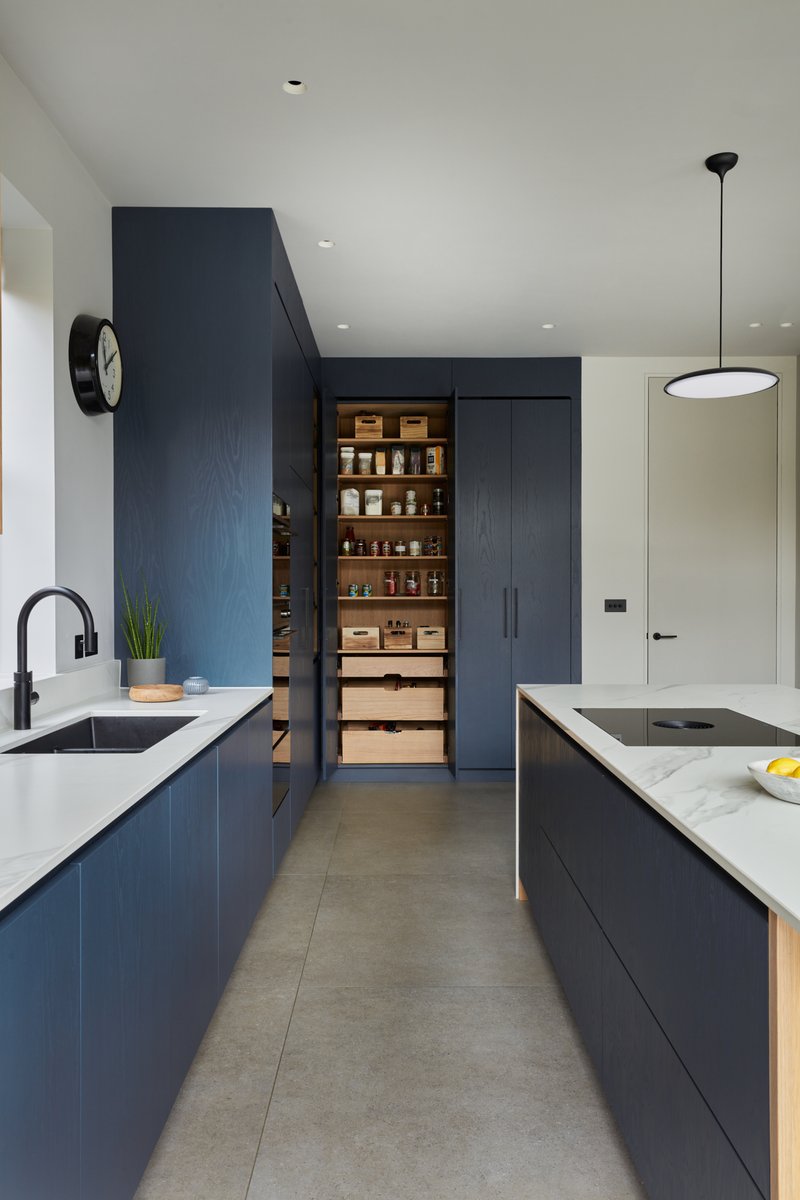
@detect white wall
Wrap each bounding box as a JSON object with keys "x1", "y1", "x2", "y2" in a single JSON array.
[
  {"x1": 581, "y1": 356, "x2": 797, "y2": 685},
  {"x1": 0, "y1": 226, "x2": 56, "y2": 682},
  {"x1": 0, "y1": 54, "x2": 113, "y2": 674}
]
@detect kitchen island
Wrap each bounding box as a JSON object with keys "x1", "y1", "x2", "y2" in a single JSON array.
[{"x1": 517, "y1": 683, "x2": 800, "y2": 1200}]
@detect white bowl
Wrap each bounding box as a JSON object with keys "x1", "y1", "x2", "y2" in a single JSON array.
[{"x1": 748, "y1": 759, "x2": 800, "y2": 804}]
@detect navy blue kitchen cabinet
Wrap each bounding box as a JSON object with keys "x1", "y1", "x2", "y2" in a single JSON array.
[
  {"x1": 169, "y1": 748, "x2": 219, "y2": 1087},
  {"x1": 456, "y1": 399, "x2": 577, "y2": 773},
  {"x1": 80, "y1": 787, "x2": 173, "y2": 1200},
  {"x1": 219, "y1": 705, "x2": 274, "y2": 985},
  {"x1": 0, "y1": 867, "x2": 81, "y2": 1200},
  {"x1": 518, "y1": 697, "x2": 770, "y2": 1200}
]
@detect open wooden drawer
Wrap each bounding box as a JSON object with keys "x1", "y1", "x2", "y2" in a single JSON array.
[
  {"x1": 341, "y1": 722, "x2": 445, "y2": 764},
  {"x1": 341, "y1": 678, "x2": 444, "y2": 720}
]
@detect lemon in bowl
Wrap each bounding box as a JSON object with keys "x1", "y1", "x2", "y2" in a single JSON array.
[{"x1": 749, "y1": 758, "x2": 800, "y2": 803}]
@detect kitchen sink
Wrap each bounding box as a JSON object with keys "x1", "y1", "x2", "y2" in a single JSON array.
[{"x1": 4, "y1": 715, "x2": 197, "y2": 754}]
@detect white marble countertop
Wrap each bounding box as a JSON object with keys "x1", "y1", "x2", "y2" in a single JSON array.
[
  {"x1": 0, "y1": 662, "x2": 272, "y2": 915},
  {"x1": 517, "y1": 683, "x2": 800, "y2": 932}
]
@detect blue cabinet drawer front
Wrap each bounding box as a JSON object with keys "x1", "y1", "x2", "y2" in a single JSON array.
[
  {"x1": 0, "y1": 867, "x2": 80, "y2": 1200},
  {"x1": 602, "y1": 775, "x2": 769, "y2": 1196},
  {"x1": 80, "y1": 787, "x2": 172, "y2": 1200},
  {"x1": 603, "y1": 941, "x2": 764, "y2": 1200}
]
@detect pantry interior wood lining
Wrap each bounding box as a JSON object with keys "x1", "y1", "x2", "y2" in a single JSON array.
[{"x1": 336, "y1": 400, "x2": 451, "y2": 765}]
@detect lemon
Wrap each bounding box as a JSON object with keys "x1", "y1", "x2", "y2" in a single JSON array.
[{"x1": 766, "y1": 757, "x2": 800, "y2": 776}]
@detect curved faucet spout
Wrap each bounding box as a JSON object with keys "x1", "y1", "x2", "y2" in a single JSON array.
[{"x1": 14, "y1": 586, "x2": 98, "y2": 730}]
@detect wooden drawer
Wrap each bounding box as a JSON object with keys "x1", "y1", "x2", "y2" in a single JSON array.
[
  {"x1": 341, "y1": 655, "x2": 444, "y2": 678},
  {"x1": 341, "y1": 680, "x2": 444, "y2": 720},
  {"x1": 273, "y1": 656, "x2": 290, "y2": 678},
  {"x1": 272, "y1": 685, "x2": 289, "y2": 721},
  {"x1": 342, "y1": 724, "x2": 444, "y2": 764}
]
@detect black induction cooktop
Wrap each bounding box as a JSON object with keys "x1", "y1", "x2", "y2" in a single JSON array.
[{"x1": 574, "y1": 707, "x2": 800, "y2": 747}]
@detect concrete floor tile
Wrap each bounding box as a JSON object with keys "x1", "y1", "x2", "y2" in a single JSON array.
[
  {"x1": 246, "y1": 985, "x2": 645, "y2": 1200},
  {"x1": 276, "y1": 814, "x2": 340, "y2": 875},
  {"x1": 302, "y1": 874, "x2": 554, "y2": 987},
  {"x1": 227, "y1": 872, "x2": 325, "y2": 992}
]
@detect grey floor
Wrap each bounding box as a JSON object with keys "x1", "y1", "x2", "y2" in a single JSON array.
[{"x1": 135, "y1": 782, "x2": 646, "y2": 1200}]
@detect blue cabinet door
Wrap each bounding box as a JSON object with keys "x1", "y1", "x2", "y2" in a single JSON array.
[
  {"x1": 0, "y1": 867, "x2": 80, "y2": 1200},
  {"x1": 455, "y1": 397, "x2": 513, "y2": 769},
  {"x1": 80, "y1": 788, "x2": 172, "y2": 1200},
  {"x1": 169, "y1": 748, "x2": 219, "y2": 1087},
  {"x1": 510, "y1": 398, "x2": 573, "y2": 690},
  {"x1": 218, "y1": 704, "x2": 273, "y2": 985}
]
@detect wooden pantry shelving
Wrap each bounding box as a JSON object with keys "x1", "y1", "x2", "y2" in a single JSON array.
[{"x1": 335, "y1": 399, "x2": 452, "y2": 768}]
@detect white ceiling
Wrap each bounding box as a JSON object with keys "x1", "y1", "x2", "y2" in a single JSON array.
[{"x1": 1, "y1": 0, "x2": 799, "y2": 358}]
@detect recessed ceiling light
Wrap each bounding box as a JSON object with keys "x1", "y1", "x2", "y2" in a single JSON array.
[
  {"x1": 337, "y1": 323, "x2": 350, "y2": 330},
  {"x1": 282, "y1": 80, "x2": 307, "y2": 94},
  {"x1": 541, "y1": 323, "x2": 556, "y2": 330},
  {"x1": 749, "y1": 322, "x2": 762, "y2": 328},
  {"x1": 318, "y1": 239, "x2": 335, "y2": 249},
  {"x1": 780, "y1": 321, "x2": 793, "y2": 328}
]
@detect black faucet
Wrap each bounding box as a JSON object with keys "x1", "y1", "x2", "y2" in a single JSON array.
[{"x1": 14, "y1": 587, "x2": 98, "y2": 730}]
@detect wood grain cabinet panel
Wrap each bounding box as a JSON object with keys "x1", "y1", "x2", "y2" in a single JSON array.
[
  {"x1": 603, "y1": 940, "x2": 764, "y2": 1200},
  {"x1": 80, "y1": 788, "x2": 172, "y2": 1200},
  {"x1": 0, "y1": 867, "x2": 80, "y2": 1200}
]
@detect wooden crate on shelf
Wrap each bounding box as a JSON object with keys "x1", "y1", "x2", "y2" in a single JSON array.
[
  {"x1": 341, "y1": 723, "x2": 444, "y2": 764},
  {"x1": 341, "y1": 679, "x2": 444, "y2": 721},
  {"x1": 273, "y1": 655, "x2": 290, "y2": 677},
  {"x1": 399, "y1": 415, "x2": 428, "y2": 440},
  {"x1": 341, "y1": 626, "x2": 380, "y2": 650},
  {"x1": 273, "y1": 684, "x2": 289, "y2": 721},
  {"x1": 383, "y1": 627, "x2": 413, "y2": 650},
  {"x1": 355, "y1": 414, "x2": 383, "y2": 439},
  {"x1": 340, "y1": 655, "x2": 445, "y2": 678},
  {"x1": 417, "y1": 625, "x2": 446, "y2": 650}
]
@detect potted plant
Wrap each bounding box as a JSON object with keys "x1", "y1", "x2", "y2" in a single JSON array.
[{"x1": 120, "y1": 571, "x2": 167, "y2": 686}]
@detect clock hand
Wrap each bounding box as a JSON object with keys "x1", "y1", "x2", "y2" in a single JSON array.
[{"x1": 106, "y1": 349, "x2": 118, "y2": 368}]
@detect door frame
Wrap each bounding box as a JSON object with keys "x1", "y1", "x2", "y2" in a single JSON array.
[{"x1": 644, "y1": 370, "x2": 796, "y2": 685}]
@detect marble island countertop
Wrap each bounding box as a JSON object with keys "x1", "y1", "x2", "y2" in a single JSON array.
[
  {"x1": 517, "y1": 682, "x2": 800, "y2": 933},
  {"x1": 0, "y1": 662, "x2": 272, "y2": 915}
]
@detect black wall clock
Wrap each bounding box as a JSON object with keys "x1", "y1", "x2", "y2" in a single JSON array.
[{"x1": 69, "y1": 314, "x2": 124, "y2": 414}]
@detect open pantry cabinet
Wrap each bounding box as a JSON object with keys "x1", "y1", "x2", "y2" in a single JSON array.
[{"x1": 334, "y1": 400, "x2": 453, "y2": 767}]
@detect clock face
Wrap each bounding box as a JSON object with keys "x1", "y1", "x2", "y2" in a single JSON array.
[{"x1": 97, "y1": 322, "x2": 122, "y2": 409}]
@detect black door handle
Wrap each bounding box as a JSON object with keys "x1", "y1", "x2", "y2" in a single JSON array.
[
  {"x1": 652, "y1": 632, "x2": 677, "y2": 640},
  {"x1": 513, "y1": 587, "x2": 519, "y2": 638}
]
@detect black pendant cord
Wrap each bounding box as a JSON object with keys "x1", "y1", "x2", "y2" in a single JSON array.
[{"x1": 718, "y1": 170, "x2": 724, "y2": 369}]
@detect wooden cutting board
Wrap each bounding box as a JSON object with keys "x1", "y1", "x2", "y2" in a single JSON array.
[{"x1": 128, "y1": 684, "x2": 185, "y2": 703}]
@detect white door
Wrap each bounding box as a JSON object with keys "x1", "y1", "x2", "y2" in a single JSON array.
[{"x1": 647, "y1": 378, "x2": 778, "y2": 684}]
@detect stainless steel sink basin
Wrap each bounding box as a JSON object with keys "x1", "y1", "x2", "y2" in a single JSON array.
[{"x1": 4, "y1": 715, "x2": 196, "y2": 754}]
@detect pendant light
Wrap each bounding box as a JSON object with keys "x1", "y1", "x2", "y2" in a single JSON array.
[{"x1": 665, "y1": 152, "x2": 778, "y2": 399}]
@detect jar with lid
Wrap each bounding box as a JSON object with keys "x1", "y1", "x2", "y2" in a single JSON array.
[
  {"x1": 404, "y1": 570, "x2": 421, "y2": 596},
  {"x1": 340, "y1": 446, "x2": 355, "y2": 474},
  {"x1": 341, "y1": 537, "x2": 353, "y2": 556},
  {"x1": 427, "y1": 570, "x2": 444, "y2": 596},
  {"x1": 381, "y1": 539, "x2": 393, "y2": 557},
  {"x1": 394, "y1": 539, "x2": 407, "y2": 556},
  {"x1": 358, "y1": 451, "x2": 373, "y2": 475},
  {"x1": 384, "y1": 570, "x2": 399, "y2": 596},
  {"x1": 432, "y1": 488, "x2": 446, "y2": 515},
  {"x1": 369, "y1": 540, "x2": 380, "y2": 557},
  {"x1": 409, "y1": 539, "x2": 422, "y2": 557},
  {"x1": 355, "y1": 538, "x2": 367, "y2": 556}
]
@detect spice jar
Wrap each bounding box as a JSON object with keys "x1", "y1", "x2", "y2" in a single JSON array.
[
  {"x1": 432, "y1": 488, "x2": 446, "y2": 515},
  {"x1": 362, "y1": 583, "x2": 373, "y2": 597},
  {"x1": 394, "y1": 539, "x2": 407, "y2": 556},
  {"x1": 381, "y1": 540, "x2": 393, "y2": 557},
  {"x1": 340, "y1": 446, "x2": 355, "y2": 474},
  {"x1": 404, "y1": 570, "x2": 421, "y2": 596},
  {"x1": 409, "y1": 540, "x2": 422, "y2": 557},
  {"x1": 358, "y1": 451, "x2": 373, "y2": 475},
  {"x1": 355, "y1": 538, "x2": 367, "y2": 556},
  {"x1": 348, "y1": 583, "x2": 359, "y2": 597},
  {"x1": 384, "y1": 570, "x2": 398, "y2": 596},
  {"x1": 405, "y1": 501, "x2": 417, "y2": 516},
  {"x1": 390, "y1": 500, "x2": 402, "y2": 516},
  {"x1": 369, "y1": 540, "x2": 380, "y2": 557},
  {"x1": 427, "y1": 570, "x2": 444, "y2": 596}
]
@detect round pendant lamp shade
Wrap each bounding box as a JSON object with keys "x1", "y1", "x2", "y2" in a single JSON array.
[
  {"x1": 665, "y1": 153, "x2": 778, "y2": 399},
  {"x1": 665, "y1": 366, "x2": 779, "y2": 399}
]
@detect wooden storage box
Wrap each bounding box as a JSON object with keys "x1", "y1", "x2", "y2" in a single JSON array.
[
  {"x1": 341, "y1": 679, "x2": 444, "y2": 721},
  {"x1": 273, "y1": 655, "x2": 290, "y2": 678},
  {"x1": 417, "y1": 625, "x2": 446, "y2": 650},
  {"x1": 341, "y1": 626, "x2": 380, "y2": 650},
  {"x1": 272, "y1": 684, "x2": 289, "y2": 721},
  {"x1": 341, "y1": 655, "x2": 444, "y2": 678},
  {"x1": 341, "y1": 723, "x2": 445, "y2": 764},
  {"x1": 355, "y1": 414, "x2": 383, "y2": 439},
  {"x1": 383, "y1": 627, "x2": 413, "y2": 650},
  {"x1": 400, "y1": 415, "x2": 428, "y2": 440}
]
